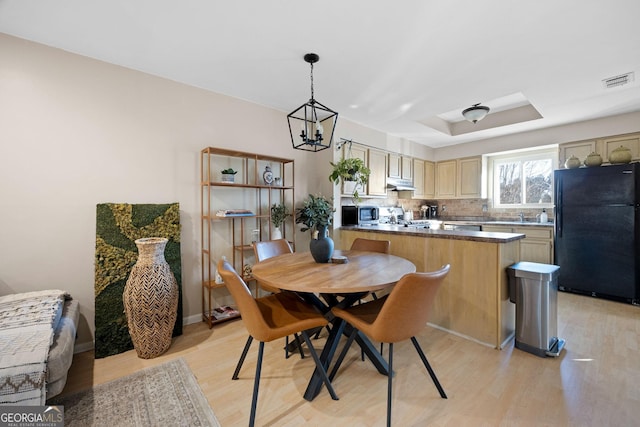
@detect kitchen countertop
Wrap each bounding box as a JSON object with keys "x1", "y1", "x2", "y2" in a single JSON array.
[
  {"x1": 442, "y1": 219, "x2": 554, "y2": 228},
  {"x1": 340, "y1": 224, "x2": 525, "y2": 243}
]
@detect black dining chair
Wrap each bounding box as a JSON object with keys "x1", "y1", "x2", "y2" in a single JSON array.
[
  {"x1": 218, "y1": 259, "x2": 338, "y2": 427},
  {"x1": 330, "y1": 264, "x2": 450, "y2": 427}
]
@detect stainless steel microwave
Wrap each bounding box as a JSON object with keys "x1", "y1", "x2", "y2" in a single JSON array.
[{"x1": 342, "y1": 205, "x2": 379, "y2": 226}]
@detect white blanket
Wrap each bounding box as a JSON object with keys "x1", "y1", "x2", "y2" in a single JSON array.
[{"x1": 0, "y1": 290, "x2": 68, "y2": 406}]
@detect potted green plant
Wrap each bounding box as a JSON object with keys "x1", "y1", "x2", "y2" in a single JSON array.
[
  {"x1": 329, "y1": 157, "x2": 371, "y2": 202},
  {"x1": 270, "y1": 203, "x2": 289, "y2": 239},
  {"x1": 221, "y1": 168, "x2": 237, "y2": 183},
  {"x1": 295, "y1": 194, "x2": 335, "y2": 263}
]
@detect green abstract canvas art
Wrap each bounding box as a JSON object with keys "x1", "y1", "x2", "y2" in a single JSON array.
[{"x1": 95, "y1": 203, "x2": 182, "y2": 358}]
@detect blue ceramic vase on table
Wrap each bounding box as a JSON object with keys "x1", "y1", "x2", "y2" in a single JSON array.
[{"x1": 310, "y1": 225, "x2": 334, "y2": 263}]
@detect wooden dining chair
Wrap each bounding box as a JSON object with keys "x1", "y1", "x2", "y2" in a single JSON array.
[
  {"x1": 253, "y1": 239, "x2": 302, "y2": 359},
  {"x1": 330, "y1": 264, "x2": 451, "y2": 427},
  {"x1": 218, "y1": 259, "x2": 338, "y2": 427},
  {"x1": 348, "y1": 237, "x2": 391, "y2": 359}
]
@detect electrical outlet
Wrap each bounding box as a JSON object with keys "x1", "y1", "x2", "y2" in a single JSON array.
[
  {"x1": 482, "y1": 204, "x2": 488, "y2": 212},
  {"x1": 441, "y1": 205, "x2": 446, "y2": 212}
]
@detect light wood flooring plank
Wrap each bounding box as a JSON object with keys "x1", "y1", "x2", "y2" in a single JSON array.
[{"x1": 59, "y1": 292, "x2": 639, "y2": 426}]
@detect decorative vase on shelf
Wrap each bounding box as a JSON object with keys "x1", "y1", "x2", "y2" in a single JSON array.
[
  {"x1": 123, "y1": 237, "x2": 178, "y2": 359},
  {"x1": 272, "y1": 226, "x2": 282, "y2": 240},
  {"x1": 609, "y1": 146, "x2": 632, "y2": 164},
  {"x1": 564, "y1": 155, "x2": 581, "y2": 169},
  {"x1": 309, "y1": 225, "x2": 334, "y2": 263}
]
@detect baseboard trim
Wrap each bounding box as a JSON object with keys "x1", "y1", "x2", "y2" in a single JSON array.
[{"x1": 75, "y1": 314, "x2": 205, "y2": 354}]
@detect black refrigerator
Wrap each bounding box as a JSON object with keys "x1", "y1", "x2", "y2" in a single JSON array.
[{"x1": 554, "y1": 163, "x2": 639, "y2": 304}]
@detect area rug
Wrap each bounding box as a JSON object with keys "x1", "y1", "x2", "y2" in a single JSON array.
[
  {"x1": 94, "y1": 203, "x2": 182, "y2": 358},
  {"x1": 48, "y1": 358, "x2": 219, "y2": 427}
]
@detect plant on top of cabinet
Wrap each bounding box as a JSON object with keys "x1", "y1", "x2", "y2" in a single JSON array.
[{"x1": 329, "y1": 157, "x2": 371, "y2": 202}]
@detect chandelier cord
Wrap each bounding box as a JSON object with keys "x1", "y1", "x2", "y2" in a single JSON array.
[{"x1": 309, "y1": 62, "x2": 314, "y2": 102}]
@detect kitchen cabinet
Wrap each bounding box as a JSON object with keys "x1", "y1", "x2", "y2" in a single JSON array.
[
  {"x1": 201, "y1": 147, "x2": 295, "y2": 327},
  {"x1": 388, "y1": 153, "x2": 412, "y2": 180},
  {"x1": 411, "y1": 159, "x2": 435, "y2": 199},
  {"x1": 558, "y1": 139, "x2": 597, "y2": 168},
  {"x1": 435, "y1": 160, "x2": 457, "y2": 198},
  {"x1": 458, "y1": 157, "x2": 481, "y2": 198},
  {"x1": 401, "y1": 156, "x2": 413, "y2": 180},
  {"x1": 424, "y1": 160, "x2": 435, "y2": 199},
  {"x1": 482, "y1": 225, "x2": 553, "y2": 264},
  {"x1": 367, "y1": 148, "x2": 388, "y2": 196},
  {"x1": 435, "y1": 156, "x2": 481, "y2": 198},
  {"x1": 339, "y1": 228, "x2": 519, "y2": 349},
  {"x1": 388, "y1": 153, "x2": 401, "y2": 179},
  {"x1": 558, "y1": 132, "x2": 640, "y2": 167},
  {"x1": 603, "y1": 133, "x2": 640, "y2": 163},
  {"x1": 341, "y1": 144, "x2": 387, "y2": 198},
  {"x1": 341, "y1": 143, "x2": 368, "y2": 197},
  {"x1": 412, "y1": 159, "x2": 425, "y2": 198}
]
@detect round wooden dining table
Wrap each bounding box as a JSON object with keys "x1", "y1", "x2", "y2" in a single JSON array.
[
  {"x1": 251, "y1": 249, "x2": 416, "y2": 294},
  {"x1": 252, "y1": 249, "x2": 416, "y2": 401}
]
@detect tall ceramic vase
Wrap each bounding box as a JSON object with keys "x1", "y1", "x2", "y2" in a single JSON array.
[
  {"x1": 309, "y1": 225, "x2": 334, "y2": 263},
  {"x1": 123, "y1": 237, "x2": 178, "y2": 359}
]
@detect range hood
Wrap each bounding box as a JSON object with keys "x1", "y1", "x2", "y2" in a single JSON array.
[{"x1": 386, "y1": 177, "x2": 416, "y2": 191}]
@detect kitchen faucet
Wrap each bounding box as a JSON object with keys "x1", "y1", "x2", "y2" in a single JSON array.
[{"x1": 518, "y1": 212, "x2": 525, "y2": 222}]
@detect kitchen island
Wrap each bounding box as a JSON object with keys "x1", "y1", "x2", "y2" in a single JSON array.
[{"x1": 336, "y1": 225, "x2": 525, "y2": 349}]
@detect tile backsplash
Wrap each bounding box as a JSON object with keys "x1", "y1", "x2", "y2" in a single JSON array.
[{"x1": 343, "y1": 194, "x2": 553, "y2": 222}]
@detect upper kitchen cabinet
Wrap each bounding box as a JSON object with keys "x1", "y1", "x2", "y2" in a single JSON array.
[
  {"x1": 341, "y1": 143, "x2": 368, "y2": 197},
  {"x1": 458, "y1": 156, "x2": 481, "y2": 198},
  {"x1": 367, "y1": 148, "x2": 388, "y2": 196},
  {"x1": 558, "y1": 139, "x2": 597, "y2": 168},
  {"x1": 388, "y1": 153, "x2": 401, "y2": 179},
  {"x1": 412, "y1": 159, "x2": 435, "y2": 199},
  {"x1": 340, "y1": 143, "x2": 387, "y2": 198},
  {"x1": 435, "y1": 160, "x2": 456, "y2": 198},
  {"x1": 401, "y1": 156, "x2": 413, "y2": 180},
  {"x1": 603, "y1": 133, "x2": 640, "y2": 163},
  {"x1": 558, "y1": 132, "x2": 640, "y2": 167},
  {"x1": 388, "y1": 153, "x2": 412, "y2": 180},
  {"x1": 435, "y1": 156, "x2": 481, "y2": 199},
  {"x1": 413, "y1": 159, "x2": 425, "y2": 198},
  {"x1": 424, "y1": 160, "x2": 435, "y2": 199}
]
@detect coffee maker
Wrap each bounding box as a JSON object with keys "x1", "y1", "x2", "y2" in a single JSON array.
[
  {"x1": 420, "y1": 205, "x2": 438, "y2": 219},
  {"x1": 428, "y1": 206, "x2": 438, "y2": 219}
]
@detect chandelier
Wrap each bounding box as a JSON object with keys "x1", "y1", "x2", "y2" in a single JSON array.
[{"x1": 287, "y1": 53, "x2": 338, "y2": 152}]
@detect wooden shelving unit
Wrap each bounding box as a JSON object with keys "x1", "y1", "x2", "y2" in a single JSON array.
[{"x1": 200, "y1": 147, "x2": 295, "y2": 327}]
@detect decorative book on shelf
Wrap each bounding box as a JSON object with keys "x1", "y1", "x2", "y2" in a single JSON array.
[{"x1": 216, "y1": 209, "x2": 254, "y2": 217}]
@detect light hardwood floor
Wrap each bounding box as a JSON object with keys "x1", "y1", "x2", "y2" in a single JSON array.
[{"x1": 60, "y1": 292, "x2": 639, "y2": 426}]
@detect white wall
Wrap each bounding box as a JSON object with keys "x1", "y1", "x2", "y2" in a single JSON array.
[{"x1": 0, "y1": 34, "x2": 333, "y2": 349}]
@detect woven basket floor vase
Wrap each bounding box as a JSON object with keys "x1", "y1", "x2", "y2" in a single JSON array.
[{"x1": 123, "y1": 237, "x2": 179, "y2": 359}]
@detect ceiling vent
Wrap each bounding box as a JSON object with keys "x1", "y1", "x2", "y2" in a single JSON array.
[{"x1": 602, "y1": 72, "x2": 634, "y2": 89}]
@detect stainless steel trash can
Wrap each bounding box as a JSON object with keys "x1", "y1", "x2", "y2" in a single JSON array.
[{"x1": 507, "y1": 262, "x2": 565, "y2": 357}]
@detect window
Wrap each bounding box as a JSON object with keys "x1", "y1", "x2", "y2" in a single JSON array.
[{"x1": 487, "y1": 147, "x2": 557, "y2": 208}]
